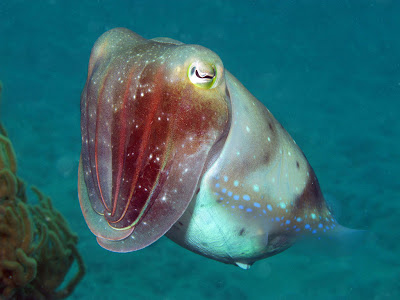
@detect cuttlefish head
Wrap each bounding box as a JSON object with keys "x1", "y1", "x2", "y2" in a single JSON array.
[
  {"x1": 79, "y1": 28, "x2": 350, "y2": 267},
  {"x1": 79, "y1": 28, "x2": 230, "y2": 251}
]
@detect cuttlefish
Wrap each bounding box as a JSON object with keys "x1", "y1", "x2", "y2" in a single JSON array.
[{"x1": 78, "y1": 28, "x2": 350, "y2": 269}]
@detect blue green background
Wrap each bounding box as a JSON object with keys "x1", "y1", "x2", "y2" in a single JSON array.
[{"x1": 1, "y1": 0, "x2": 399, "y2": 299}]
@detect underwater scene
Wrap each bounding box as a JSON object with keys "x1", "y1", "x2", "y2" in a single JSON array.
[{"x1": 1, "y1": 0, "x2": 399, "y2": 299}]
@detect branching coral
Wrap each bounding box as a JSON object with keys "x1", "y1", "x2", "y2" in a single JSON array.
[{"x1": 0, "y1": 82, "x2": 85, "y2": 299}]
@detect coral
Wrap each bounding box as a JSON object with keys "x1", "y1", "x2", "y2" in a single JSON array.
[{"x1": 0, "y1": 83, "x2": 85, "y2": 299}]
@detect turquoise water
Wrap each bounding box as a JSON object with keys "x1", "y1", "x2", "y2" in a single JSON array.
[{"x1": 1, "y1": 1, "x2": 399, "y2": 299}]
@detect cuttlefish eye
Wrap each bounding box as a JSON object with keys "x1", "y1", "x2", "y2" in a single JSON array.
[{"x1": 188, "y1": 61, "x2": 217, "y2": 89}]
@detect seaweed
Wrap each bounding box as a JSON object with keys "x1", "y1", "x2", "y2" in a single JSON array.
[{"x1": 0, "y1": 82, "x2": 85, "y2": 299}]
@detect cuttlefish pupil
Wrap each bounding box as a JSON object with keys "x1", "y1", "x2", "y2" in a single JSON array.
[{"x1": 196, "y1": 69, "x2": 214, "y2": 79}]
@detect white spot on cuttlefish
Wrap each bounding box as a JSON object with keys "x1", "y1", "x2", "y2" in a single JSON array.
[{"x1": 235, "y1": 262, "x2": 251, "y2": 270}]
